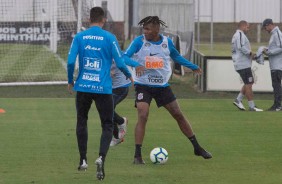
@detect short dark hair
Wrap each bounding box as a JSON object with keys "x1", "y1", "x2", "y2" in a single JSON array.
[
  {"x1": 90, "y1": 7, "x2": 105, "y2": 23},
  {"x1": 238, "y1": 20, "x2": 248, "y2": 28}
]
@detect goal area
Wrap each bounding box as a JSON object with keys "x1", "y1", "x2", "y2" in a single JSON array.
[{"x1": 0, "y1": 0, "x2": 94, "y2": 86}]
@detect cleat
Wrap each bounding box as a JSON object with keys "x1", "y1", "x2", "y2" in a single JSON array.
[
  {"x1": 95, "y1": 156, "x2": 105, "y2": 180},
  {"x1": 133, "y1": 157, "x2": 145, "y2": 164},
  {"x1": 77, "y1": 159, "x2": 88, "y2": 171},
  {"x1": 249, "y1": 107, "x2": 263, "y2": 112},
  {"x1": 194, "y1": 147, "x2": 212, "y2": 159},
  {"x1": 118, "y1": 117, "x2": 128, "y2": 139},
  {"x1": 110, "y1": 137, "x2": 124, "y2": 147},
  {"x1": 267, "y1": 105, "x2": 281, "y2": 111},
  {"x1": 233, "y1": 99, "x2": 246, "y2": 111}
]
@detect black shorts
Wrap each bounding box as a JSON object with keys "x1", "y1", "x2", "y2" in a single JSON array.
[
  {"x1": 135, "y1": 84, "x2": 176, "y2": 107},
  {"x1": 236, "y1": 68, "x2": 254, "y2": 84}
]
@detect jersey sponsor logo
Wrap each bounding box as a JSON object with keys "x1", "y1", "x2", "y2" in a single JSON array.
[
  {"x1": 78, "y1": 84, "x2": 104, "y2": 92},
  {"x1": 85, "y1": 45, "x2": 101, "y2": 51},
  {"x1": 145, "y1": 56, "x2": 164, "y2": 69},
  {"x1": 148, "y1": 75, "x2": 164, "y2": 83},
  {"x1": 83, "y1": 35, "x2": 104, "y2": 40},
  {"x1": 149, "y1": 53, "x2": 159, "y2": 56},
  {"x1": 84, "y1": 57, "x2": 102, "y2": 71},
  {"x1": 82, "y1": 73, "x2": 100, "y2": 82}
]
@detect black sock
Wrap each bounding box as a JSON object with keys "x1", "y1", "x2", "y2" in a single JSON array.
[
  {"x1": 113, "y1": 123, "x2": 119, "y2": 139},
  {"x1": 134, "y1": 144, "x2": 142, "y2": 158},
  {"x1": 188, "y1": 135, "x2": 201, "y2": 150}
]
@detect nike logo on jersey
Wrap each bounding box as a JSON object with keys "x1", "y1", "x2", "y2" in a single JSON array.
[{"x1": 149, "y1": 53, "x2": 159, "y2": 56}]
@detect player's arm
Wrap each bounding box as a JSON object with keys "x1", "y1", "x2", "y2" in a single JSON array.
[
  {"x1": 111, "y1": 37, "x2": 132, "y2": 82},
  {"x1": 168, "y1": 38, "x2": 200, "y2": 73},
  {"x1": 236, "y1": 33, "x2": 252, "y2": 56},
  {"x1": 124, "y1": 56, "x2": 145, "y2": 77},
  {"x1": 265, "y1": 34, "x2": 282, "y2": 55},
  {"x1": 124, "y1": 37, "x2": 145, "y2": 77},
  {"x1": 67, "y1": 36, "x2": 79, "y2": 94},
  {"x1": 124, "y1": 36, "x2": 143, "y2": 58}
]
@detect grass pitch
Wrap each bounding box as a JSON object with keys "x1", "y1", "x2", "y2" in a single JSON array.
[
  {"x1": 0, "y1": 44, "x2": 67, "y2": 83},
  {"x1": 0, "y1": 98, "x2": 281, "y2": 184}
]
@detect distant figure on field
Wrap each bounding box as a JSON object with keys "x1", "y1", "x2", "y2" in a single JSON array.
[{"x1": 231, "y1": 20, "x2": 263, "y2": 112}]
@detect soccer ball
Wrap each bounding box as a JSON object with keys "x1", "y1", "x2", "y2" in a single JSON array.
[{"x1": 150, "y1": 147, "x2": 168, "y2": 164}]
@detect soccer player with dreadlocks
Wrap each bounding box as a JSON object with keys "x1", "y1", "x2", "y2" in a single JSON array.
[{"x1": 124, "y1": 16, "x2": 212, "y2": 164}]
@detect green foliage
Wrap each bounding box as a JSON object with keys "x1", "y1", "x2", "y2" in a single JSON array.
[{"x1": 0, "y1": 98, "x2": 281, "y2": 184}]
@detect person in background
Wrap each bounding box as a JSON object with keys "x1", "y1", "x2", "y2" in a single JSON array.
[
  {"x1": 262, "y1": 18, "x2": 282, "y2": 111},
  {"x1": 67, "y1": 7, "x2": 133, "y2": 180},
  {"x1": 110, "y1": 57, "x2": 145, "y2": 146},
  {"x1": 231, "y1": 20, "x2": 263, "y2": 112},
  {"x1": 124, "y1": 16, "x2": 212, "y2": 164}
]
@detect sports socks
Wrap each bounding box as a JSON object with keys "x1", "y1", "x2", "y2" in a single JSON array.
[
  {"x1": 134, "y1": 144, "x2": 142, "y2": 158},
  {"x1": 237, "y1": 92, "x2": 244, "y2": 102},
  {"x1": 188, "y1": 135, "x2": 201, "y2": 150},
  {"x1": 248, "y1": 100, "x2": 255, "y2": 108}
]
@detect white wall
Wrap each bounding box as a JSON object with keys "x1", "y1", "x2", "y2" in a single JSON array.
[
  {"x1": 0, "y1": 0, "x2": 125, "y2": 22},
  {"x1": 195, "y1": 0, "x2": 282, "y2": 23},
  {"x1": 93, "y1": 0, "x2": 125, "y2": 21},
  {"x1": 206, "y1": 59, "x2": 272, "y2": 92}
]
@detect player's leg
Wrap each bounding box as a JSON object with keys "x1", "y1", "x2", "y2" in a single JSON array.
[
  {"x1": 269, "y1": 70, "x2": 282, "y2": 111},
  {"x1": 134, "y1": 101, "x2": 149, "y2": 164},
  {"x1": 133, "y1": 85, "x2": 152, "y2": 164},
  {"x1": 163, "y1": 100, "x2": 212, "y2": 159},
  {"x1": 76, "y1": 92, "x2": 93, "y2": 170},
  {"x1": 243, "y1": 68, "x2": 262, "y2": 111},
  {"x1": 94, "y1": 94, "x2": 114, "y2": 180},
  {"x1": 233, "y1": 85, "x2": 246, "y2": 110},
  {"x1": 112, "y1": 87, "x2": 129, "y2": 139},
  {"x1": 153, "y1": 86, "x2": 212, "y2": 159}
]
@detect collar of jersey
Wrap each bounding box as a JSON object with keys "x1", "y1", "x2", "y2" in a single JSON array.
[{"x1": 144, "y1": 34, "x2": 163, "y2": 45}]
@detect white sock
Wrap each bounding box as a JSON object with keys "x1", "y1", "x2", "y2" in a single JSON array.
[
  {"x1": 237, "y1": 93, "x2": 244, "y2": 102},
  {"x1": 248, "y1": 101, "x2": 255, "y2": 108}
]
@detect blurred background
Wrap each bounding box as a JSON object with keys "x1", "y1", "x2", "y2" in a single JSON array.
[{"x1": 0, "y1": 0, "x2": 282, "y2": 97}]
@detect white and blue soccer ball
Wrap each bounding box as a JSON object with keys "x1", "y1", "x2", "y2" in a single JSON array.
[{"x1": 150, "y1": 147, "x2": 168, "y2": 164}]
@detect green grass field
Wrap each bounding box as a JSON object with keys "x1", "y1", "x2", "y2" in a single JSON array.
[
  {"x1": 195, "y1": 42, "x2": 269, "y2": 56},
  {"x1": 1, "y1": 98, "x2": 281, "y2": 184},
  {"x1": 0, "y1": 44, "x2": 67, "y2": 83}
]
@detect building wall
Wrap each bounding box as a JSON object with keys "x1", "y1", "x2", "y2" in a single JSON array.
[
  {"x1": 195, "y1": 0, "x2": 282, "y2": 23},
  {"x1": 0, "y1": 0, "x2": 125, "y2": 22}
]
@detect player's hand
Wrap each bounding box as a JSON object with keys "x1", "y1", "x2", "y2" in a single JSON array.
[
  {"x1": 135, "y1": 66, "x2": 145, "y2": 77},
  {"x1": 193, "y1": 68, "x2": 202, "y2": 75},
  {"x1": 68, "y1": 82, "x2": 74, "y2": 94},
  {"x1": 129, "y1": 76, "x2": 134, "y2": 84}
]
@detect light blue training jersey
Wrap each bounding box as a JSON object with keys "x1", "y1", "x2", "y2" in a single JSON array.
[
  {"x1": 124, "y1": 34, "x2": 199, "y2": 87},
  {"x1": 111, "y1": 56, "x2": 140, "y2": 89},
  {"x1": 67, "y1": 26, "x2": 132, "y2": 94}
]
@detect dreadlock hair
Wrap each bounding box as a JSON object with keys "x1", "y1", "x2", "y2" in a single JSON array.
[{"x1": 138, "y1": 16, "x2": 167, "y2": 28}]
